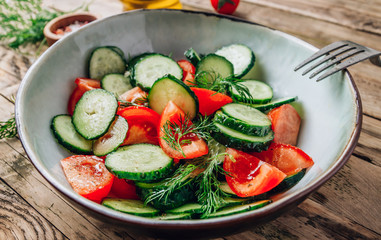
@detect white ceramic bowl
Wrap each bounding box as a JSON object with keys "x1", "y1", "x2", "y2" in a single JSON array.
[{"x1": 15, "y1": 9, "x2": 362, "y2": 238}]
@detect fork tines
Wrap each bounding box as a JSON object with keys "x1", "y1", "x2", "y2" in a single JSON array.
[{"x1": 294, "y1": 40, "x2": 368, "y2": 81}]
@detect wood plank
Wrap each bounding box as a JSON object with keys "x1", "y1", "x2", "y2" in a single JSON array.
[
  {"x1": 0, "y1": 180, "x2": 68, "y2": 240},
  {"x1": 0, "y1": 139, "x2": 139, "y2": 240},
  {"x1": 182, "y1": 0, "x2": 381, "y2": 119},
  {"x1": 242, "y1": 0, "x2": 381, "y2": 35},
  {"x1": 0, "y1": 46, "x2": 32, "y2": 80}
]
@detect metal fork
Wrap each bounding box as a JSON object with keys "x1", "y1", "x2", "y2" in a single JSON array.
[{"x1": 294, "y1": 40, "x2": 381, "y2": 81}]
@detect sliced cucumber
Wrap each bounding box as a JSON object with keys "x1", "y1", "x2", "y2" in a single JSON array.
[
  {"x1": 105, "y1": 144, "x2": 174, "y2": 182},
  {"x1": 211, "y1": 122, "x2": 273, "y2": 152},
  {"x1": 72, "y1": 89, "x2": 118, "y2": 140},
  {"x1": 216, "y1": 103, "x2": 272, "y2": 137},
  {"x1": 102, "y1": 198, "x2": 160, "y2": 217},
  {"x1": 215, "y1": 43, "x2": 255, "y2": 78},
  {"x1": 148, "y1": 74, "x2": 199, "y2": 119},
  {"x1": 232, "y1": 80, "x2": 273, "y2": 104},
  {"x1": 88, "y1": 46, "x2": 126, "y2": 80},
  {"x1": 132, "y1": 53, "x2": 183, "y2": 91},
  {"x1": 207, "y1": 199, "x2": 272, "y2": 218},
  {"x1": 136, "y1": 178, "x2": 195, "y2": 210},
  {"x1": 219, "y1": 182, "x2": 268, "y2": 200},
  {"x1": 251, "y1": 96, "x2": 298, "y2": 112},
  {"x1": 93, "y1": 116, "x2": 128, "y2": 156},
  {"x1": 269, "y1": 169, "x2": 306, "y2": 194},
  {"x1": 195, "y1": 53, "x2": 234, "y2": 84},
  {"x1": 153, "y1": 213, "x2": 193, "y2": 220},
  {"x1": 184, "y1": 47, "x2": 202, "y2": 66},
  {"x1": 101, "y1": 73, "x2": 133, "y2": 98},
  {"x1": 166, "y1": 202, "x2": 203, "y2": 215},
  {"x1": 51, "y1": 115, "x2": 93, "y2": 154}
]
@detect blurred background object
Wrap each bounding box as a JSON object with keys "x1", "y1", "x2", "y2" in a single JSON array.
[{"x1": 120, "y1": 0, "x2": 182, "y2": 11}]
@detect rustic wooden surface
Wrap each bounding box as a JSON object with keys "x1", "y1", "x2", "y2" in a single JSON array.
[{"x1": 0, "y1": 0, "x2": 380, "y2": 239}]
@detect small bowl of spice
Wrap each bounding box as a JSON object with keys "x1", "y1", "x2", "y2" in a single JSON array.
[{"x1": 44, "y1": 12, "x2": 98, "y2": 46}]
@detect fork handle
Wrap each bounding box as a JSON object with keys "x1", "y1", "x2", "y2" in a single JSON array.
[{"x1": 370, "y1": 55, "x2": 381, "y2": 67}]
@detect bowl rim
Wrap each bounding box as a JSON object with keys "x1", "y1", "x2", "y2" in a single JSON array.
[{"x1": 15, "y1": 8, "x2": 363, "y2": 229}]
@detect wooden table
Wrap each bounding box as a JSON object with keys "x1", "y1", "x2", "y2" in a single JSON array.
[{"x1": 1, "y1": 0, "x2": 380, "y2": 239}]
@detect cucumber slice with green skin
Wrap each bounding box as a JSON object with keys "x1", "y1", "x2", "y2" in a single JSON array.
[
  {"x1": 211, "y1": 122, "x2": 273, "y2": 152},
  {"x1": 72, "y1": 89, "x2": 118, "y2": 140},
  {"x1": 184, "y1": 47, "x2": 202, "y2": 66},
  {"x1": 195, "y1": 53, "x2": 234, "y2": 84},
  {"x1": 153, "y1": 213, "x2": 193, "y2": 220},
  {"x1": 88, "y1": 46, "x2": 126, "y2": 80},
  {"x1": 101, "y1": 73, "x2": 133, "y2": 98},
  {"x1": 93, "y1": 116, "x2": 128, "y2": 156},
  {"x1": 51, "y1": 115, "x2": 93, "y2": 154},
  {"x1": 232, "y1": 80, "x2": 273, "y2": 104},
  {"x1": 251, "y1": 96, "x2": 298, "y2": 112},
  {"x1": 207, "y1": 199, "x2": 272, "y2": 218},
  {"x1": 105, "y1": 144, "x2": 174, "y2": 182},
  {"x1": 102, "y1": 198, "x2": 160, "y2": 217},
  {"x1": 269, "y1": 169, "x2": 306, "y2": 194},
  {"x1": 148, "y1": 74, "x2": 199, "y2": 119},
  {"x1": 136, "y1": 178, "x2": 195, "y2": 210},
  {"x1": 165, "y1": 202, "x2": 203, "y2": 215},
  {"x1": 215, "y1": 44, "x2": 255, "y2": 78},
  {"x1": 132, "y1": 53, "x2": 183, "y2": 91},
  {"x1": 216, "y1": 103, "x2": 272, "y2": 137}
]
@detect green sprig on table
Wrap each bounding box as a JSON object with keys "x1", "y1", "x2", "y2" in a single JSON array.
[{"x1": 0, "y1": 0, "x2": 65, "y2": 49}]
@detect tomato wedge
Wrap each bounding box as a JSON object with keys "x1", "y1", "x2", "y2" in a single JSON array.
[
  {"x1": 267, "y1": 104, "x2": 301, "y2": 146},
  {"x1": 251, "y1": 143, "x2": 314, "y2": 176},
  {"x1": 119, "y1": 86, "x2": 148, "y2": 107},
  {"x1": 67, "y1": 78, "x2": 101, "y2": 115},
  {"x1": 60, "y1": 155, "x2": 114, "y2": 203},
  {"x1": 110, "y1": 178, "x2": 139, "y2": 200},
  {"x1": 190, "y1": 87, "x2": 233, "y2": 116},
  {"x1": 159, "y1": 101, "x2": 208, "y2": 159},
  {"x1": 177, "y1": 59, "x2": 196, "y2": 86},
  {"x1": 223, "y1": 148, "x2": 286, "y2": 197},
  {"x1": 117, "y1": 106, "x2": 160, "y2": 145}
]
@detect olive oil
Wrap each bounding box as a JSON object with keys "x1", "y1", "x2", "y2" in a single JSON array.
[{"x1": 121, "y1": 0, "x2": 182, "y2": 11}]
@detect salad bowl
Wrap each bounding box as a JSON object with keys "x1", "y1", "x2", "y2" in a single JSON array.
[{"x1": 15, "y1": 9, "x2": 362, "y2": 238}]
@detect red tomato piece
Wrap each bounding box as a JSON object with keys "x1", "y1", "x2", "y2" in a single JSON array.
[
  {"x1": 119, "y1": 86, "x2": 148, "y2": 107},
  {"x1": 110, "y1": 178, "x2": 139, "y2": 200},
  {"x1": 67, "y1": 78, "x2": 101, "y2": 115},
  {"x1": 223, "y1": 148, "x2": 286, "y2": 197},
  {"x1": 268, "y1": 104, "x2": 301, "y2": 146},
  {"x1": 117, "y1": 106, "x2": 160, "y2": 145},
  {"x1": 190, "y1": 87, "x2": 233, "y2": 116},
  {"x1": 251, "y1": 143, "x2": 314, "y2": 176},
  {"x1": 60, "y1": 155, "x2": 114, "y2": 203},
  {"x1": 159, "y1": 101, "x2": 209, "y2": 159},
  {"x1": 211, "y1": 0, "x2": 240, "y2": 15},
  {"x1": 177, "y1": 59, "x2": 196, "y2": 86}
]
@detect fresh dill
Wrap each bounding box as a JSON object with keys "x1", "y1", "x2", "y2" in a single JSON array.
[
  {"x1": 0, "y1": 116, "x2": 17, "y2": 139},
  {"x1": 118, "y1": 96, "x2": 148, "y2": 108},
  {"x1": 195, "y1": 152, "x2": 230, "y2": 218},
  {"x1": 0, "y1": 0, "x2": 64, "y2": 49},
  {"x1": 194, "y1": 71, "x2": 254, "y2": 103},
  {"x1": 160, "y1": 114, "x2": 213, "y2": 157}
]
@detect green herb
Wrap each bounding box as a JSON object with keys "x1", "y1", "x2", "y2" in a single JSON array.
[
  {"x1": 195, "y1": 152, "x2": 230, "y2": 218},
  {"x1": 0, "y1": 116, "x2": 17, "y2": 139},
  {"x1": 118, "y1": 97, "x2": 148, "y2": 108},
  {"x1": 0, "y1": 0, "x2": 64, "y2": 49},
  {"x1": 194, "y1": 71, "x2": 253, "y2": 102},
  {"x1": 143, "y1": 162, "x2": 200, "y2": 204},
  {"x1": 160, "y1": 114, "x2": 213, "y2": 157}
]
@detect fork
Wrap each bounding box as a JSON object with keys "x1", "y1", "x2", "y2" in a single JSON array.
[{"x1": 294, "y1": 40, "x2": 381, "y2": 81}]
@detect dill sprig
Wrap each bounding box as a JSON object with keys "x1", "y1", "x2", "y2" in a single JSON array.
[
  {"x1": 0, "y1": 116, "x2": 17, "y2": 139},
  {"x1": 0, "y1": 0, "x2": 64, "y2": 49},
  {"x1": 143, "y1": 162, "x2": 201, "y2": 204},
  {"x1": 160, "y1": 114, "x2": 213, "y2": 157},
  {"x1": 194, "y1": 71, "x2": 254, "y2": 103},
  {"x1": 195, "y1": 152, "x2": 230, "y2": 218}
]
